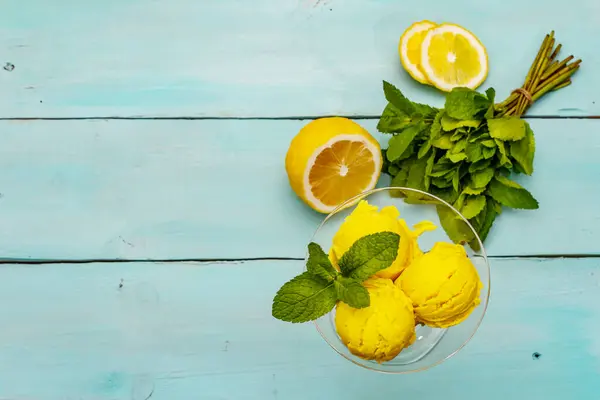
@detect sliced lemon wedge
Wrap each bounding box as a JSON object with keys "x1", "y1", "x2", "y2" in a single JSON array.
[
  {"x1": 399, "y1": 20, "x2": 437, "y2": 84},
  {"x1": 420, "y1": 23, "x2": 488, "y2": 91},
  {"x1": 285, "y1": 117, "x2": 382, "y2": 214}
]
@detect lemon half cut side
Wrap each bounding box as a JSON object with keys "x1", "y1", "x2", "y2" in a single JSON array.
[{"x1": 285, "y1": 117, "x2": 382, "y2": 214}]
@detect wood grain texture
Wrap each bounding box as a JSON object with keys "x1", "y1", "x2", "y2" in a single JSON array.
[
  {"x1": 1, "y1": 0, "x2": 597, "y2": 118},
  {"x1": 0, "y1": 118, "x2": 597, "y2": 261},
  {"x1": 1, "y1": 258, "x2": 599, "y2": 399}
]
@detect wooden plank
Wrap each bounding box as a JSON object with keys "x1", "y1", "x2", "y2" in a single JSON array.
[
  {"x1": 0, "y1": 118, "x2": 597, "y2": 260},
  {"x1": 0, "y1": 258, "x2": 598, "y2": 399},
  {"x1": 0, "y1": 0, "x2": 596, "y2": 118}
]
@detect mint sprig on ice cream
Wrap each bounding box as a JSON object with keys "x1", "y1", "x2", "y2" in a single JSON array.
[{"x1": 271, "y1": 231, "x2": 400, "y2": 323}]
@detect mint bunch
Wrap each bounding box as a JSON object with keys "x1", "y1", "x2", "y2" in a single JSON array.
[
  {"x1": 378, "y1": 81, "x2": 539, "y2": 250},
  {"x1": 272, "y1": 231, "x2": 400, "y2": 323}
]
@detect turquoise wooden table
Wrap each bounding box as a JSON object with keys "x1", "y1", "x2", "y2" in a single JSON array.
[{"x1": 2, "y1": 0, "x2": 600, "y2": 399}]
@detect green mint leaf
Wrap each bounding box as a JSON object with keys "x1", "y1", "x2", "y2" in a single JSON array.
[
  {"x1": 447, "y1": 152, "x2": 467, "y2": 163},
  {"x1": 429, "y1": 168, "x2": 453, "y2": 178},
  {"x1": 432, "y1": 133, "x2": 453, "y2": 149},
  {"x1": 430, "y1": 187, "x2": 459, "y2": 204},
  {"x1": 481, "y1": 139, "x2": 496, "y2": 148},
  {"x1": 484, "y1": 88, "x2": 496, "y2": 119},
  {"x1": 452, "y1": 138, "x2": 468, "y2": 153},
  {"x1": 390, "y1": 162, "x2": 410, "y2": 188},
  {"x1": 509, "y1": 121, "x2": 535, "y2": 175},
  {"x1": 500, "y1": 156, "x2": 513, "y2": 169},
  {"x1": 381, "y1": 148, "x2": 390, "y2": 171},
  {"x1": 485, "y1": 88, "x2": 496, "y2": 104},
  {"x1": 334, "y1": 277, "x2": 370, "y2": 309},
  {"x1": 468, "y1": 158, "x2": 492, "y2": 173},
  {"x1": 426, "y1": 149, "x2": 436, "y2": 176},
  {"x1": 441, "y1": 113, "x2": 481, "y2": 131},
  {"x1": 430, "y1": 110, "x2": 444, "y2": 140},
  {"x1": 417, "y1": 140, "x2": 432, "y2": 159},
  {"x1": 436, "y1": 204, "x2": 475, "y2": 245},
  {"x1": 306, "y1": 242, "x2": 338, "y2": 282},
  {"x1": 454, "y1": 192, "x2": 466, "y2": 211},
  {"x1": 414, "y1": 103, "x2": 438, "y2": 119},
  {"x1": 386, "y1": 123, "x2": 424, "y2": 162},
  {"x1": 398, "y1": 142, "x2": 417, "y2": 161},
  {"x1": 482, "y1": 146, "x2": 496, "y2": 159},
  {"x1": 492, "y1": 198, "x2": 503, "y2": 214},
  {"x1": 451, "y1": 128, "x2": 469, "y2": 142},
  {"x1": 465, "y1": 141, "x2": 484, "y2": 162},
  {"x1": 430, "y1": 160, "x2": 454, "y2": 177},
  {"x1": 460, "y1": 195, "x2": 487, "y2": 219},
  {"x1": 338, "y1": 232, "x2": 400, "y2": 281},
  {"x1": 459, "y1": 162, "x2": 469, "y2": 179},
  {"x1": 468, "y1": 238, "x2": 482, "y2": 252},
  {"x1": 468, "y1": 129, "x2": 490, "y2": 143},
  {"x1": 468, "y1": 210, "x2": 481, "y2": 235},
  {"x1": 452, "y1": 168, "x2": 460, "y2": 192},
  {"x1": 487, "y1": 176, "x2": 539, "y2": 209},
  {"x1": 377, "y1": 103, "x2": 420, "y2": 133},
  {"x1": 382, "y1": 81, "x2": 416, "y2": 115},
  {"x1": 495, "y1": 139, "x2": 511, "y2": 166},
  {"x1": 424, "y1": 151, "x2": 436, "y2": 190},
  {"x1": 463, "y1": 185, "x2": 486, "y2": 195},
  {"x1": 488, "y1": 117, "x2": 526, "y2": 141},
  {"x1": 272, "y1": 272, "x2": 337, "y2": 323},
  {"x1": 380, "y1": 81, "x2": 439, "y2": 119},
  {"x1": 470, "y1": 167, "x2": 495, "y2": 188},
  {"x1": 512, "y1": 162, "x2": 526, "y2": 175},
  {"x1": 444, "y1": 87, "x2": 490, "y2": 120},
  {"x1": 432, "y1": 176, "x2": 454, "y2": 189},
  {"x1": 495, "y1": 174, "x2": 525, "y2": 188},
  {"x1": 396, "y1": 156, "x2": 434, "y2": 202},
  {"x1": 478, "y1": 198, "x2": 499, "y2": 242},
  {"x1": 387, "y1": 164, "x2": 400, "y2": 176},
  {"x1": 404, "y1": 156, "x2": 429, "y2": 195}
]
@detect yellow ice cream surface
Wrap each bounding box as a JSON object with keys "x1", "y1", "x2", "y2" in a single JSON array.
[
  {"x1": 396, "y1": 242, "x2": 483, "y2": 328},
  {"x1": 329, "y1": 200, "x2": 434, "y2": 280},
  {"x1": 335, "y1": 278, "x2": 416, "y2": 363},
  {"x1": 398, "y1": 218, "x2": 437, "y2": 263}
]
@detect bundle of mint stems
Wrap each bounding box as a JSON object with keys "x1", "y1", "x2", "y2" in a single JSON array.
[{"x1": 495, "y1": 31, "x2": 581, "y2": 117}]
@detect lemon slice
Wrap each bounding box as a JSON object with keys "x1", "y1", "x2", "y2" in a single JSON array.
[
  {"x1": 285, "y1": 117, "x2": 382, "y2": 214},
  {"x1": 399, "y1": 20, "x2": 437, "y2": 84},
  {"x1": 420, "y1": 23, "x2": 488, "y2": 91}
]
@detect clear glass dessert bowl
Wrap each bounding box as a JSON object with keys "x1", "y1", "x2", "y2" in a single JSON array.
[{"x1": 309, "y1": 187, "x2": 490, "y2": 373}]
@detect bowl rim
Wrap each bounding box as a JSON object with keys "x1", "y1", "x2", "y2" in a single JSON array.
[{"x1": 307, "y1": 186, "x2": 491, "y2": 374}]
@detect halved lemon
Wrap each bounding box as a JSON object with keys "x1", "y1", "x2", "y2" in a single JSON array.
[
  {"x1": 399, "y1": 20, "x2": 437, "y2": 84},
  {"x1": 285, "y1": 117, "x2": 382, "y2": 214},
  {"x1": 420, "y1": 23, "x2": 488, "y2": 92}
]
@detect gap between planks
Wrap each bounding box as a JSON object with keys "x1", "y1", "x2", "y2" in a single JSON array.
[
  {"x1": 1, "y1": 115, "x2": 600, "y2": 121},
  {"x1": 1, "y1": 254, "x2": 600, "y2": 265}
]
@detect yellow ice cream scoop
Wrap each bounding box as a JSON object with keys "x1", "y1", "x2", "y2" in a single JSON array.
[
  {"x1": 396, "y1": 242, "x2": 483, "y2": 328},
  {"x1": 335, "y1": 278, "x2": 416, "y2": 363},
  {"x1": 329, "y1": 200, "x2": 433, "y2": 280}
]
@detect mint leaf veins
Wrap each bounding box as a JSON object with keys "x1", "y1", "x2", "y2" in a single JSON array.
[
  {"x1": 488, "y1": 117, "x2": 527, "y2": 141},
  {"x1": 306, "y1": 242, "x2": 337, "y2": 282},
  {"x1": 487, "y1": 175, "x2": 539, "y2": 209},
  {"x1": 334, "y1": 277, "x2": 370, "y2": 309},
  {"x1": 444, "y1": 87, "x2": 490, "y2": 120},
  {"x1": 338, "y1": 231, "x2": 400, "y2": 281},
  {"x1": 272, "y1": 272, "x2": 337, "y2": 323}
]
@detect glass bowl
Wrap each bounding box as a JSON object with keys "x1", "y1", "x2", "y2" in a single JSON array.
[{"x1": 308, "y1": 187, "x2": 490, "y2": 373}]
